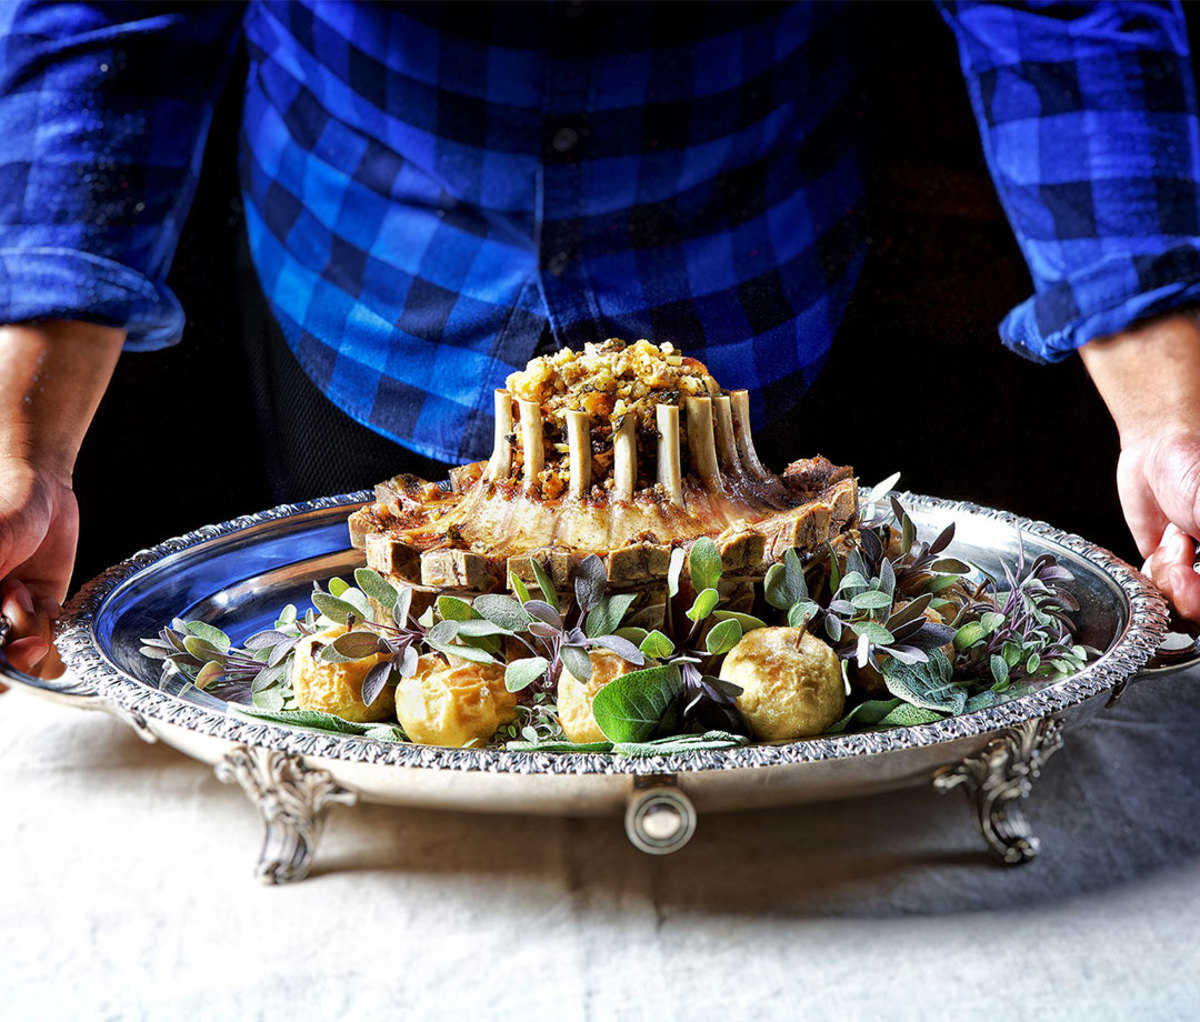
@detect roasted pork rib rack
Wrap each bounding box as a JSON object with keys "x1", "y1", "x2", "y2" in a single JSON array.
[{"x1": 349, "y1": 342, "x2": 857, "y2": 600}]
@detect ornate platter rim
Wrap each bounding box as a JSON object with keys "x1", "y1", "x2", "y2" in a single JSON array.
[{"x1": 55, "y1": 490, "x2": 1168, "y2": 777}]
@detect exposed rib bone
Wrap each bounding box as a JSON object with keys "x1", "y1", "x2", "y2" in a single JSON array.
[
  {"x1": 730, "y1": 389, "x2": 769, "y2": 480},
  {"x1": 685, "y1": 395, "x2": 722, "y2": 489},
  {"x1": 656, "y1": 403, "x2": 684, "y2": 506},
  {"x1": 613, "y1": 413, "x2": 637, "y2": 500},
  {"x1": 566, "y1": 409, "x2": 592, "y2": 499},
  {"x1": 713, "y1": 394, "x2": 741, "y2": 475},
  {"x1": 518, "y1": 399, "x2": 544, "y2": 489},
  {"x1": 485, "y1": 389, "x2": 513, "y2": 481}
]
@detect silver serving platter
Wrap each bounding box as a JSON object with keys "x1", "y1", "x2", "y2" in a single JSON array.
[{"x1": 3, "y1": 490, "x2": 1191, "y2": 882}]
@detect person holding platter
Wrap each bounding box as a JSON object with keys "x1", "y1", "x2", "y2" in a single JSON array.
[{"x1": 2, "y1": 1, "x2": 1200, "y2": 684}]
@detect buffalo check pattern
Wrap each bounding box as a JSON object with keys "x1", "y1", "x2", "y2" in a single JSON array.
[{"x1": 1, "y1": 1, "x2": 1199, "y2": 461}]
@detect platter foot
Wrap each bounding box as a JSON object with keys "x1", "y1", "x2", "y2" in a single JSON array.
[
  {"x1": 932, "y1": 716, "x2": 1064, "y2": 865},
  {"x1": 216, "y1": 745, "x2": 357, "y2": 884},
  {"x1": 625, "y1": 775, "x2": 697, "y2": 854}
]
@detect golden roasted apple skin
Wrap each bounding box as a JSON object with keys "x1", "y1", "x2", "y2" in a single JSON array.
[
  {"x1": 291, "y1": 625, "x2": 395, "y2": 723},
  {"x1": 719, "y1": 627, "x2": 844, "y2": 741},
  {"x1": 395, "y1": 654, "x2": 519, "y2": 748},
  {"x1": 556, "y1": 649, "x2": 640, "y2": 744}
]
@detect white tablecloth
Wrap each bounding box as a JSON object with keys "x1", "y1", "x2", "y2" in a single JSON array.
[{"x1": 2, "y1": 669, "x2": 1199, "y2": 1021}]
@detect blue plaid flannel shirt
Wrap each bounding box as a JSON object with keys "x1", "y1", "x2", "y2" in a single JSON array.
[{"x1": 1, "y1": 1, "x2": 1199, "y2": 464}]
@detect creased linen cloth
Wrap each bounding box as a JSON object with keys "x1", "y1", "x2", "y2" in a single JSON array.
[{"x1": 1, "y1": 666, "x2": 1199, "y2": 1020}]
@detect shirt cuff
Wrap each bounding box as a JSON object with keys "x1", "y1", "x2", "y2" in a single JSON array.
[
  {"x1": 1001, "y1": 243, "x2": 1200, "y2": 363},
  {"x1": 0, "y1": 247, "x2": 184, "y2": 350}
]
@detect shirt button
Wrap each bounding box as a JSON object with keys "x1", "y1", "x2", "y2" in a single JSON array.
[
  {"x1": 552, "y1": 127, "x2": 578, "y2": 153},
  {"x1": 546, "y1": 251, "x2": 571, "y2": 276}
]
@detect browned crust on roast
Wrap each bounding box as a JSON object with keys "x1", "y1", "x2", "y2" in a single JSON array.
[{"x1": 357, "y1": 473, "x2": 858, "y2": 594}]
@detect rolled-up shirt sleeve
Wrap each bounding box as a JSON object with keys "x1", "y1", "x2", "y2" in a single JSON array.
[
  {"x1": 938, "y1": 0, "x2": 1200, "y2": 362},
  {"x1": 0, "y1": 1, "x2": 241, "y2": 349}
]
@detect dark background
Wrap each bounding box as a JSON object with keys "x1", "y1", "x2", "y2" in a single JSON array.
[{"x1": 69, "y1": 2, "x2": 1132, "y2": 591}]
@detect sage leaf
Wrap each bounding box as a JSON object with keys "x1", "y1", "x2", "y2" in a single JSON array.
[
  {"x1": 705, "y1": 618, "x2": 742, "y2": 656},
  {"x1": 428, "y1": 639, "x2": 496, "y2": 665},
  {"x1": 453, "y1": 618, "x2": 515, "y2": 638},
  {"x1": 361, "y1": 661, "x2": 394, "y2": 707},
  {"x1": 590, "y1": 663, "x2": 684, "y2": 743},
  {"x1": 686, "y1": 587, "x2": 720, "y2": 622},
  {"x1": 587, "y1": 634, "x2": 645, "y2": 664},
  {"x1": 328, "y1": 577, "x2": 350, "y2": 597},
  {"x1": 613, "y1": 730, "x2": 750, "y2": 757},
  {"x1": 954, "y1": 621, "x2": 985, "y2": 650},
  {"x1": 787, "y1": 600, "x2": 819, "y2": 629},
  {"x1": 506, "y1": 739, "x2": 615, "y2": 753},
  {"x1": 184, "y1": 621, "x2": 231, "y2": 655},
  {"x1": 232, "y1": 704, "x2": 381, "y2": 736},
  {"x1": 252, "y1": 685, "x2": 285, "y2": 711},
  {"x1": 195, "y1": 661, "x2": 225, "y2": 689},
  {"x1": 864, "y1": 471, "x2": 901, "y2": 511},
  {"x1": 362, "y1": 724, "x2": 407, "y2": 743},
  {"x1": 505, "y1": 656, "x2": 550, "y2": 692},
  {"x1": 531, "y1": 558, "x2": 559, "y2": 610},
  {"x1": 436, "y1": 595, "x2": 476, "y2": 622},
  {"x1": 268, "y1": 638, "x2": 294, "y2": 668},
  {"x1": 667, "y1": 547, "x2": 686, "y2": 598},
  {"x1": 639, "y1": 629, "x2": 675, "y2": 659},
  {"x1": 354, "y1": 567, "x2": 398, "y2": 609},
  {"x1": 881, "y1": 649, "x2": 966, "y2": 714},
  {"x1": 398, "y1": 644, "x2": 420, "y2": 676},
  {"x1": 183, "y1": 635, "x2": 226, "y2": 664},
  {"x1": 990, "y1": 653, "x2": 1011, "y2": 688},
  {"x1": 763, "y1": 563, "x2": 790, "y2": 610},
  {"x1": 312, "y1": 591, "x2": 360, "y2": 626},
  {"x1": 688, "y1": 537, "x2": 723, "y2": 593},
  {"x1": 585, "y1": 592, "x2": 638, "y2": 639},
  {"x1": 243, "y1": 629, "x2": 291, "y2": 651},
  {"x1": 523, "y1": 600, "x2": 562, "y2": 630},
  {"x1": 392, "y1": 585, "x2": 414, "y2": 626},
  {"x1": 508, "y1": 569, "x2": 532, "y2": 604},
  {"x1": 472, "y1": 594, "x2": 531, "y2": 632},
  {"x1": 926, "y1": 573, "x2": 963, "y2": 594},
  {"x1": 712, "y1": 610, "x2": 767, "y2": 632},
  {"x1": 252, "y1": 661, "x2": 289, "y2": 692},
  {"x1": 330, "y1": 630, "x2": 386, "y2": 660},
  {"x1": 852, "y1": 621, "x2": 894, "y2": 646},
  {"x1": 574, "y1": 554, "x2": 608, "y2": 613},
  {"x1": 879, "y1": 703, "x2": 945, "y2": 727},
  {"x1": 931, "y1": 558, "x2": 970, "y2": 575},
  {"x1": 559, "y1": 644, "x2": 594, "y2": 682},
  {"x1": 826, "y1": 698, "x2": 903, "y2": 734},
  {"x1": 784, "y1": 548, "x2": 808, "y2": 603},
  {"x1": 851, "y1": 590, "x2": 892, "y2": 611}
]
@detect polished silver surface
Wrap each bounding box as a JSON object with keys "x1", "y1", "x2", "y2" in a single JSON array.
[
  {"x1": 0, "y1": 489, "x2": 1190, "y2": 876},
  {"x1": 625, "y1": 776, "x2": 697, "y2": 855},
  {"x1": 215, "y1": 744, "x2": 357, "y2": 885},
  {"x1": 933, "y1": 716, "x2": 1065, "y2": 864}
]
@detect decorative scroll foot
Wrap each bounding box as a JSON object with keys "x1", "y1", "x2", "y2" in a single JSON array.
[
  {"x1": 933, "y1": 717, "x2": 1064, "y2": 865},
  {"x1": 215, "y1": 745, "x2": 357, "y2": 884}
]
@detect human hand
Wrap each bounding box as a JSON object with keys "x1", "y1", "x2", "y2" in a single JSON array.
[
  {"x1": 0, "y1": 320, "x2": 124, "y2": 690},
  {"x1": 1116, "y1": 434, "x2": 1200, "y2": 622},
  {"x1": 1081, "y1": 314, "x2": 1200, "y2": 624},
  {"x1": 0, "y1": 458, "x2": 77, "y2": 685}
]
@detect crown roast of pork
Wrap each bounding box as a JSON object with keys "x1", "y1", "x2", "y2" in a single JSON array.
[{"x1": 348, "y1": 339, "x2": 858, "y2": 602}]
